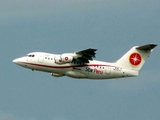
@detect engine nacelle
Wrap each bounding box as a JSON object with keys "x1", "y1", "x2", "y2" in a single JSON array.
[
  {"x1": 51, "y1": 73, "x2": 64, "y2": 77},
  {"x1": 54, "y1": 54, "x2": 73, "y2": 64}
]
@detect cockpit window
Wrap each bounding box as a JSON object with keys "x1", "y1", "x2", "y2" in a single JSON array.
[{"x1": 27, "y1": 54, "x2": 35, "y2": 57}]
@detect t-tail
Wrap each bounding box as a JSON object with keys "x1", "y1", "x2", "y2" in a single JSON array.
[{"x1": 116, "y1": 44, "x2": 157, "y2": 76}]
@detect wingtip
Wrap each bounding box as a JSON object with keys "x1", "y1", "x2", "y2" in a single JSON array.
[
  {"x1": 151, "y1": 44, "x2": 157, "y2": 47},
  {"x1": 89, "y1": 48, "x2": 97, "y2": 51}
]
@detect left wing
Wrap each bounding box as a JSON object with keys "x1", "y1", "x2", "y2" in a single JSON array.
[{"x1": 73, "y1": 48, "x2": 97, "y2": 63}]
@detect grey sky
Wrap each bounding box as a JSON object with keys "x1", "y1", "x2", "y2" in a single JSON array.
[{"x1": 0, "y1": 0, "x2": 160, "y2": 120}]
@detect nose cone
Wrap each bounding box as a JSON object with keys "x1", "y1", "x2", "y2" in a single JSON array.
[
  {"x1": 13, "y1": 58, "x2": 19, "y2": 64},
  {"x1": 13, "y1": 57, "x2": 27, "y2": 67}
]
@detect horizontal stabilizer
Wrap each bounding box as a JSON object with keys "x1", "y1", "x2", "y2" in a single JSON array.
[{"x1": 136, "y1": 44, "x2": 157, "y2": 50}]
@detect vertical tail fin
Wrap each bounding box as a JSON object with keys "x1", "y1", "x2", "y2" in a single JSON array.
[{"x1": 116, "y1": 44, "x2": 157, "y2": 71}]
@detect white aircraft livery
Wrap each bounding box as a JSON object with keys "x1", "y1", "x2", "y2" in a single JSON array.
[{"x1": 13, "y1": 44, "x2": 157, "y2": 80}]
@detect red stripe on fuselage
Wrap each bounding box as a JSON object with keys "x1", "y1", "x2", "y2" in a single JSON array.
[{"x1": 21, "y1": 62, "x2": 114, "y2": 69}]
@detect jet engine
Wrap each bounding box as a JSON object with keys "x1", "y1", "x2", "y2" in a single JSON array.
[{"x1": 54, "y1": 53, "x2": 73, "y2": 64}]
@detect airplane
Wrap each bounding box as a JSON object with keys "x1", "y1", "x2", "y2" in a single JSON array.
[{"x1": 13, "y1": 44, "x2": 157, "y2": 80}]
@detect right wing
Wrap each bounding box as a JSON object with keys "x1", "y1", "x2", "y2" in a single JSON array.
[{"x1": 73, "y1": 48, "x2": 97, "y2": 63}]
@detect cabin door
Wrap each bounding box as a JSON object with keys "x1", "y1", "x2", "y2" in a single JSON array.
[
  {"x1": 38, "y1": 54, "x2": 44, "y2": 63},
  {"x1": 105, "y1": 67, "x2": 111, "y2": 75}
]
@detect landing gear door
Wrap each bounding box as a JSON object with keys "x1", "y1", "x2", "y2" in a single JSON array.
[{"x1": 38, "y1": 53, "x2": 44, "y2": 63}]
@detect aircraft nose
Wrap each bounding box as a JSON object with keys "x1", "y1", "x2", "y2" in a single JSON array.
[{"x1": 13, "y1": 58, "x2": 19, "y2": 64}]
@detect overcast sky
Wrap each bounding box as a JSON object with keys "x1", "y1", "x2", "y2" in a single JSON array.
[{"x1": 0, "y1": 0, "x2": 160, "y2": 120}]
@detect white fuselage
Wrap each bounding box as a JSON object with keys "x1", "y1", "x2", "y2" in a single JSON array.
[{"x1": 13, "y1": 52, "x2": 138, "y2": 79}]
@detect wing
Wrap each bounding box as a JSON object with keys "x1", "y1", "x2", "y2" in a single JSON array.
[{"x1": 73, "y1": 48, "x2": 97, "y2": 63}]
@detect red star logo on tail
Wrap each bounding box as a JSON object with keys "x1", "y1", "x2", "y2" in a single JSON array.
[{"x1": 129, "y1": 53, "x2": 142, "y2": 66}]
